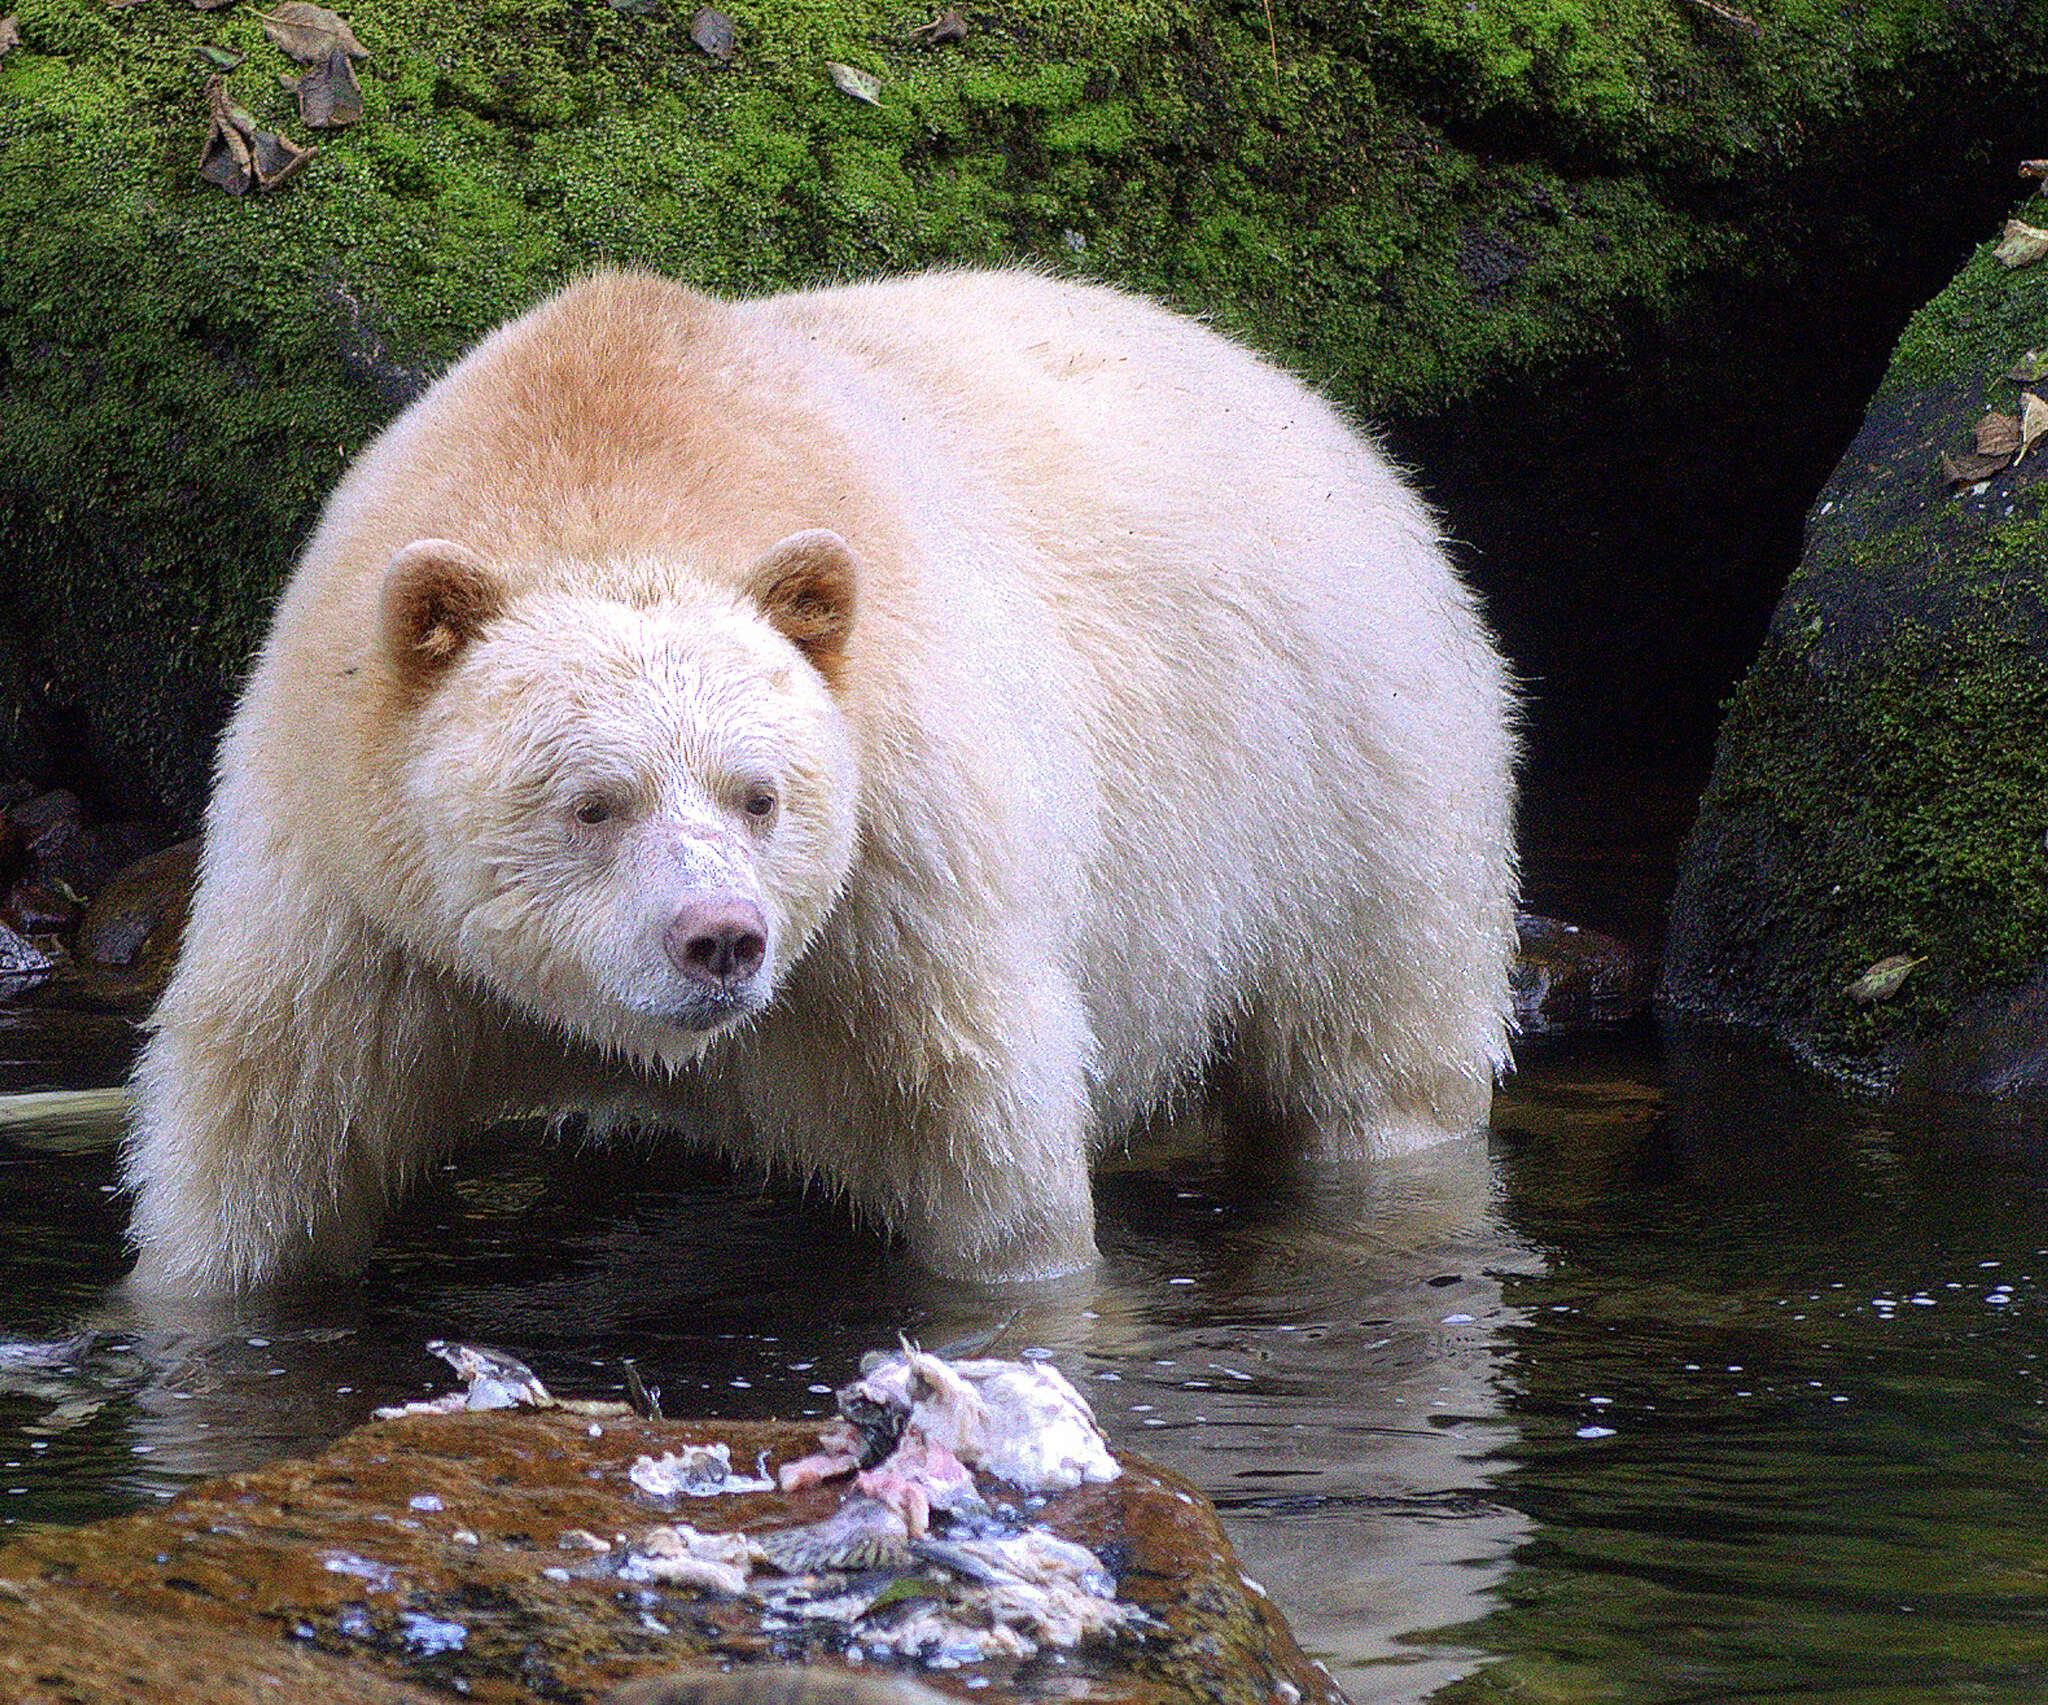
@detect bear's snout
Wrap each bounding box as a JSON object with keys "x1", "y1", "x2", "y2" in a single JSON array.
[{"x1": 664, "y1": 898, "x2": 768, "y2": 989}]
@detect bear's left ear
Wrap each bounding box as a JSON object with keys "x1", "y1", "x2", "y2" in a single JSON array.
[
  {"x1": 380, "y1": 539, "x2": 505, "y2": 693},
  {"x1": 746, "y1": 529, "x2": 858, "y2": 692}
]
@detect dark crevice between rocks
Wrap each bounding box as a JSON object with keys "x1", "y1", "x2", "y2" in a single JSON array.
[{"x1": 1389, "y1": 112, "x2": 2043, "y2": 952}]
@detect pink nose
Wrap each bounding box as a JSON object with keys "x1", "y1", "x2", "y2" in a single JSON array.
[{"x1": 663, "y1": 899, "x2": 768, "y2": 988}]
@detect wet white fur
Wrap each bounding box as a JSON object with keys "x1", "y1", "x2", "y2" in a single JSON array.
[{"x1": 124, "y1": 269, "x2": 1517, "y2": 1293}]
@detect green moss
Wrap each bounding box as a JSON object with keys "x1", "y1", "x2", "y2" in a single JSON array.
[
  {"x1": 1687, "y1": 495, "x2": 2048, "y2": 1064},
  {"x1": 1886, "y1": 191, "x2": 2048, "y2": 398},
  {"x1": 4, "y1": 0, "x2": 2047, "y2": 814}
]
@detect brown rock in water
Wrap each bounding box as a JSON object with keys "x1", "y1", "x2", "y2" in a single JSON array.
[
  {"x1": 76, "y1": 837, "x2": 199, "y2": 979},
  {"x1": 0, "y1": 1408, "x2": 1343, "y2": 1705},
  {"x1": 606, "y1": 1668, "x2": 957, "y2": 1704},
  {"x1": 1511, "y1": 913, "x2": 1653, "y2": 1035}
]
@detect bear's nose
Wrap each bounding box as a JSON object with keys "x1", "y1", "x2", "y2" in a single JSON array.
[{"x1": 664, "y1": 899, "x2": 768, "y2": 988}]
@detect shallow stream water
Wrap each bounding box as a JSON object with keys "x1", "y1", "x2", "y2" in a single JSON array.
[{"x1": 3, "y1": 991, "x2": 2046, "y2": 1703}]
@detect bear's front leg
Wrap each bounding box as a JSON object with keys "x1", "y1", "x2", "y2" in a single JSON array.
[
  {"x1": 124, "y1": 875, "x2": 470, "y2": 1295},
  {"x1": 737, "y1": 939, "x2": 1102, "y2": 1284}
]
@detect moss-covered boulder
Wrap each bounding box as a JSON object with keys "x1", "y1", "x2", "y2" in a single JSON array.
[
  {"x1": 3, "y1": 0, "x2": 2047, "y2": 820},
  {"x1": 1664, "y1": 192, "x2": 2048, "y2": 1088}
]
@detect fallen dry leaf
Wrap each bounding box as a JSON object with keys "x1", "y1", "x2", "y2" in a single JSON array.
[
  {"x1": 2020, "y1": 392, "x2": 2048, "y2": 460},
  {"x1": 260, "y1": 2, "x2": 368, "y2": 65},
  {"x1": 251, "y1": 125, "x2": 314, "y2": 184},
  {"x1": 825, "y1": 60, "x2": 881, "y2": 105},
  {"x1": 2004, "y1": 351, "x2": 2048, "y2": 384},
  {"x1": 2020, "y1": 160, "x2": 2048, "y2": 180},
  {"x1": 193, "y1": 42, "x2": 244, "y2": 68},
  {"x1": 189, "y1": 0, "x2": 238, "y2": 12},
  {"x1": 1680, "y1": 0, "x2": 1759, "y2": 33},
  {"x1": 0, "y1": 17, "x2": 18, "y2": 56},
  {"x1": 690, "y1": 6, "x2": 735, "y2": 60},
  {"x1": 909, "y1": 7, "x2": 967, "y2": 44},
  {"x1": 1994, "y1": 219, "x2": 2048, "y2": 269},
  {"x1": 1844, "y1": 954, "x2": 1923, "y2": 1005},
  {"x1": 1941, "y1": 449, "x2": 2013, "y2": 487},
  {"x1": 198, "y1": 76, "x2": 253, "y2": 194},
  {"x1": 1975, "y1": 410, "x2": 2023, "y2": 459},
  {"x1": 198, "y1": 73, "x2": 316, "y2": 194},
  {"x1": 295, "y1": 40, "x2": 362, "y2": 125}
]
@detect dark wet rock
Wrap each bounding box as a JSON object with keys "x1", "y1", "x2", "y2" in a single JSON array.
[
  {"x1": 0, "y1": 1407, "x2": 1340, "y2": 1705},
  {"x1": 76, "y1": 837, "x2": 198, "y2": 985},
  {"x1": 1896, "y1": 973, "x2": 2048, "y2": 1102},
  {"x1": 1511, "y1": 913, "x2": 1652, "y2": 1036},
  {"x1": 1, "y1": 787, "x2": 166, "y2": 940},
  {"x1": 1665, "y1": 187, "x2": 2048, "y2": 1089},
  {"x1": 2, "y1": 876, "x2": 74, "y2": 936},
  {"x1": 6, "y1": 787, "x2": 85, "y2": 858},
  {"x1": 37, "y1": 819, "x2": 161, "y2": 908}
]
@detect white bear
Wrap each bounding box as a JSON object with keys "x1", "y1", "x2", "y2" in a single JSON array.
[{"x1": 123, "y1": 269, "x2": 1517, "y2": 1293}]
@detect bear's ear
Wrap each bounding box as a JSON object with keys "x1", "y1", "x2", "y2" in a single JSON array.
[
  {"x1": 380, "y1": 539, "x2": 505, "y2": 691},
  {"x1": 745, "y1": 529, "x2": 858, "y2": 692}
]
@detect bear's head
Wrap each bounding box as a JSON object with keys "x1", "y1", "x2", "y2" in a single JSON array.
[{"x1": 374, "y1": 530, "x2": 861, "y2": 1060}]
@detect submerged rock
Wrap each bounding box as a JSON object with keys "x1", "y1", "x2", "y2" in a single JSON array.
[
  {"x1": 1511, "y1": 913, "x2": 1652, "y2": 1036},
  {"x1": 0, "y1": 1353, "x2": 1341, "y2": 1704},
  {"x1": 74, "y1": 836, "x2": 197, "y2": 981},
  {"x1": 1665, "y1": 187, "x2": 2048, "y2": 1090}
]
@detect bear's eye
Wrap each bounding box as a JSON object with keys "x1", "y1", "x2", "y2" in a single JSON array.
[
  {"x1": 572, "y1": 797, "x2": 616, "y2": 827},
  {"x1": 742, "y1": 787, "x2": 778, "y2": 821}
]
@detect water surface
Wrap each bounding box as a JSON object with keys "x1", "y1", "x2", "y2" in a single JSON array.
[{"x1": 2, "y1": 1000, "x2": 2045, "y2": 1704}]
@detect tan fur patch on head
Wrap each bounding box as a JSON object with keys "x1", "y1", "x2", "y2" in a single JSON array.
[
  {"x1": 380, "y1": 539, "x2": 505, "y2": 690},
  {"x1": 745, "y1": 530, "x2": 858, "y2": 692}
]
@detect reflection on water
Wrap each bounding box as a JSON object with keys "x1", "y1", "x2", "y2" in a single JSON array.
[{"x1": 3, "y1": 1010, "x2": 2048, "y2": 1702}]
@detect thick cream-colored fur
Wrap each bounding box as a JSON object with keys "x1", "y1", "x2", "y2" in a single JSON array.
[{"x1": 124, "y1": 268, "x2": 1517, "y2": 1294}]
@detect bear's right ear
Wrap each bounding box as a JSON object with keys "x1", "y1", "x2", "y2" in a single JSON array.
[
  {"x1": 745, "y1": 529, "x2": 858, "y2": 693},
  {"x1": 379, "y1": 539, "x2": 505, "y2": 692}
]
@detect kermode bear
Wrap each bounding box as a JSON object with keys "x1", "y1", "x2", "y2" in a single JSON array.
[{"x1": 124, "y1": 269, "x2": 1517, "y2": 1294}]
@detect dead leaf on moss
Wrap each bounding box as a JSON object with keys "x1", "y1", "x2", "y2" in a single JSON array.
[
  {"x1": 295, "y1": 41, "x2": 362, "y2": 125},
  {"x1": 1941, "y1": 449, "x2": 2013, "y2": 487},
  {"x1": 251, "y1": 124, "x2": 314, "y2": 184},
  {"x1": 198, "y1": 72, "x2": 316, "y2": 194},
  {"x1": 2020, "y1": 160, "x2": 2048, "y2": 180},
  {"x1": 1994, "y1": 219, "x2": 2048, "y2": 269},
  {"x1": 605, "y1": 0, "x2": 661, "y2": 17},
  {"x1": 260, "y1": 2, "x2": 368, "y2": 64},
  {"x1": 1975, "y1": 409, "x2": 2023, "y2": 459},
  {"x1": 189, "y1": 0, "x2": 238, "y2": 12},
  {"x1": 1680, "y1": 0, "x2": 1759, "y2": 34},
  {"x1": 1844, "y1": 954, "x2": 1923, "y2": 1005},
  {"x1": 2020, "y1": 392, "x2": 2048, "y2": 461},
  {"x1": 689, "y1": 6, "x2": 734, "y2": 60},
  {"x1": 198, "y1": 76, "x2": 252, "y2": 194},
  {"x1": 193, "y1": 42, "x2": 243, "y2": 68},
  {"x1": 825, "y1": 60, "x2": 881, "y2": 105},
  {"x1": 909, "y1": 8, "x2": 967, "y2": 45},
  {"x1": 0, "y1": 17, "x2": 18, "y2": 56},
  {"x1": 2003, "y1": 351, "x2": 2048, "y2": 384}
]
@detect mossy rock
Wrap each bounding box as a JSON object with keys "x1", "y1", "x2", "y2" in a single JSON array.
[
  {"x1": 1664, "y1": 192, "x2": 2048, "y2": 1087},
  {"x1": 2, "y1": 0, "x2": 2045, "y2": 820}
]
